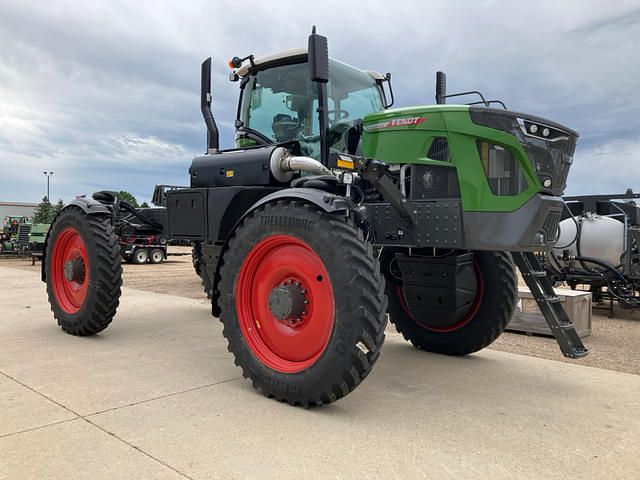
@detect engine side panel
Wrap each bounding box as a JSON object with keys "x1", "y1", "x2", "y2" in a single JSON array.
[{"x1": 189, "y1": 146, "x2": 276, "y2": 188}]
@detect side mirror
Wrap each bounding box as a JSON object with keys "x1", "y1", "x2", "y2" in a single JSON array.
[
  {"x1": 308, "y1": 25, "x2": 329, "y2": 83},
  {"x1": 435, "y1": 71, "x2": 447, "y2": 105},
  {"x1": 377, "y1": 72, "x2": 394, "y2": 108},
  {"x1": 308, "y1": 25, "x2": 329, "y2": 166}
]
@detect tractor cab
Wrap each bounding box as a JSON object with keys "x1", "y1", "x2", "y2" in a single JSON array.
[
  {"x1": 232, "y1": 49, "x2": 391, "y2": 158},
  {"x1": 3, "y1": 215, "x2": 28, "y2": 236}
]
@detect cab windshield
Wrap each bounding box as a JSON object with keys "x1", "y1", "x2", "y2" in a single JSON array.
[{"x1": 239, "y1": 59, "x2": 383, "y2": 157}]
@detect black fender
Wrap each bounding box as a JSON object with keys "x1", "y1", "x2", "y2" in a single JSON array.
[
  {"x1": 243, "y1": 187, "x2": 352, "y2": 218},
  {"x1": 209, "y1": 187, "x2": 354, "y2": 316},
  {"x1": 41, "y1": 197, "x2": 114, "y2": 282}
]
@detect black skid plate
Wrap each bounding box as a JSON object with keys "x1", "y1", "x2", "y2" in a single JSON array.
[{"x1": 395, "y1": 252, "x2": 478, "y2": 328}]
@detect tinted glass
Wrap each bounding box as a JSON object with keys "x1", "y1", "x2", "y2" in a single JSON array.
[{"x1": 240, "y1": 59, "x2": 383, "y2": 158}]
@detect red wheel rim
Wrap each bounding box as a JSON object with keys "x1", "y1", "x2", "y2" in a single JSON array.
[
  {"x1": 236, "y1": 235, "x2": 334, "y2": 373},
  {"x1": 397, "y1": 260, "x2": 483, "y2": 332},
  {"x1": 51, "y1": 227, "x2": 89, "y2": 314}
]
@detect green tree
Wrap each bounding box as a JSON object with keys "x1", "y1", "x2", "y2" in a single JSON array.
[
  {"x1": 140, "y1": 201, "x2": 149, "y2": 208},
  {"x1": 117, "y1": 191, "x2": 138, "y2": 208},
  {"x1": 53, "y1": 199, "x2": 65, "y2": 218},
  {"x1": 32, "y1": 196, "x2": 53, "y2": 223}
]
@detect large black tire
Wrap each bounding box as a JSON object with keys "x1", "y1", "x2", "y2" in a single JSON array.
[
  {"x1": 192, "y1": 241, "x2": 213, "y2": 299},
  {"x1": 45, "y1": 207, "x2": 122, "y2": 336},
  {"x1": 218, "y1": 201, "x2": 387, "y2": 406},
  {"x1": 382, "y1": 249, "x2": 516, "y2": 355}
]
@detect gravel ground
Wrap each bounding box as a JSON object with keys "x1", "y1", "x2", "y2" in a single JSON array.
[{"x1": 4, "y1": 248, "x2": 639, "y2": 375}]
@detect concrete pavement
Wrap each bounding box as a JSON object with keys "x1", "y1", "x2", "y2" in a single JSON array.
[{"x1": 1, "y1": 265, "x2": 639, "y2": 479}]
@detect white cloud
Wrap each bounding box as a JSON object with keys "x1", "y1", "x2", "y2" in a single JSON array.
[
  {"x1": 0, "y1": 0, "x2": 639, "y2": 204},
  {"x1": 568, "y1": 138, "x2": 640, "y2": 195}
]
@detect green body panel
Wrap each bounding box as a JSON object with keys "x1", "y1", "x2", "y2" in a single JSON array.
[
  {"x1": 362, "y1": 105, "x2": 540, "y2": 212},
  {"x1": 28, "y1": 223, "x2": 50, "y2": 244}
]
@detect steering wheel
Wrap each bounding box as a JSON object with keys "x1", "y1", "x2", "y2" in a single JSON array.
[
  {"x1": 326, "y1": 119, "x2": 354, "y2": 148},
  {"x1": 327, "y1": 109, "x2": 349, "y2": 125}
]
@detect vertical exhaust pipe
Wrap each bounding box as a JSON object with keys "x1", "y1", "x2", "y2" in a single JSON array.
[
  {"x1": 201, "y1": 57, "x2": 219, "y2": 153},
  {"x1": 436, "y1": 71, "x2": 446, "y2": 105}
]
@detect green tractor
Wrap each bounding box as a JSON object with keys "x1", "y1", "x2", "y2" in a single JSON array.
[
  {"x1": 42, "y1": 28, "x2": 586, "y2": 406},
  {"x1": 1, "y1": 215, "x2": 29, "y2": 254},
  {"x1": 27, "y1": 223, "x2": 50, "y2": 253},
  {"x1": 3, "y1": 215, "x2": 28, "y2": 235},
  {"x1": 3, "y1": 215, "x2": 28, "y2": 237}
]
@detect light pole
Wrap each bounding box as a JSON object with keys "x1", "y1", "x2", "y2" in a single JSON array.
[{"x1": 43, "y1": 171, "x2": 54, "y2": 203}]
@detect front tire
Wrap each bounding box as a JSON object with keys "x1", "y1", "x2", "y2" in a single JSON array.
[
  {"x1": 218, "y1": 201, "x2": 387, "y2": 406},
  {"x1": 45, "y1": 207, "x2": 122, "y2": 336},
  {"x1": 382, "y1": 249, "x2": 516, "y2": 355}
]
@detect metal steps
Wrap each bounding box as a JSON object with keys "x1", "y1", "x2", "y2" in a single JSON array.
[{"x1": 512, "y1": 251, "x2": 589, "y2": 359}]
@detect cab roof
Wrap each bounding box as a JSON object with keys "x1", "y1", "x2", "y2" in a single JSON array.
[{"x1": 234, "y1": 47, "x2": 384, "y2": 82}]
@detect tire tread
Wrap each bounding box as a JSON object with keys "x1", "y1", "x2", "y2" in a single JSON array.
[{"x1": 219, "y1": 202, "x2": 387, "y2": 406}]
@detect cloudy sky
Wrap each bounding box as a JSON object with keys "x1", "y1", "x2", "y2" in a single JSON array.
[{"x1": 1, "y1": 0, "x2": 639, "y2": 205}]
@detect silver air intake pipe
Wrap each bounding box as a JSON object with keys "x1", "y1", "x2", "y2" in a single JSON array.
[{"x1": 270, "y1": 147, "x2": 333, "y2": 182}]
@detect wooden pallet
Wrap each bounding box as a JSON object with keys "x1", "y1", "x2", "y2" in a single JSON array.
[{"x1": 508, "y1": 286, "x2": 592, "y2": 338}]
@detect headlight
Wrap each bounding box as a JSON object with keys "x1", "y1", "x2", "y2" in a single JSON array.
[{"x1": 517, "y1": 118, "x2": 569, "y2": 142}]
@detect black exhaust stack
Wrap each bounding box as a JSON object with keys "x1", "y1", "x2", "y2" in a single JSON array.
[
  {"x1": 201, "y1": 57, "x2": 219, "y2": 153},
  {"x1": 435, "y1": 71, "x2": 446, "y2": 105},
  {"x1": 308, "y1": 26, "x2": 329, "y2": 167}
]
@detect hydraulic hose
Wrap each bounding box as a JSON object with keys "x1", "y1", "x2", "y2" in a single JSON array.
[
  {"x1": 554, "y1": 203, "x2": 580, "y2": 249},
  {"x1": 569, "y1": 255, "x2": 626, "y2": 283}
]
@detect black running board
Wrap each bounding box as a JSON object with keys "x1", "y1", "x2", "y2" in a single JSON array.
[{"x1": 512, "y1": 252, "x2": 588, "y2": 359}]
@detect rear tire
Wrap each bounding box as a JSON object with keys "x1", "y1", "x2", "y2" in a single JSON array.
[
  {"x1": 381, "y1": 249, "x2": 516, "y2": 355},
  {"x1": 218, "y1": 201, "x2": 387, "y2": 406},
  {"x1": 132, "y1": 248, "x2": 148, "y2": 264},
  {"x1": 45, "y1": 207, "x2": 122, "y2": 336},
  {"x1": 150, "y1": 248, "x2": 164, "y2": 264}
]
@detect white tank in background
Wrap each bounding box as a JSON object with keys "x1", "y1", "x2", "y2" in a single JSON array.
[{"x1": 553, "y1": 214, "x2": 625, "y2": 269}]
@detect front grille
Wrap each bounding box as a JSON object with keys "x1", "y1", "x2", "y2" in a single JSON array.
[
  {"x1": 17, "y1": 225, "x2": 31, "y2": 247},
  {"x1": 543, "y1": 212, "x2": 561, "y2": 240},
  {"x1": 410, "y1": 165, "x2": 460, "y2": 200},
  {"x1": 468, "y1": 107, "x2": 578, "y2": 197},
  {"x1": 556, "y1": 155, "x2": 572, "y2": 192}
]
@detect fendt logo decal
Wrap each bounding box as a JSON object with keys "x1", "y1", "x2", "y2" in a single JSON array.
[{"x1": 364, "y1": 116, "x2": 426, "y2": 131}]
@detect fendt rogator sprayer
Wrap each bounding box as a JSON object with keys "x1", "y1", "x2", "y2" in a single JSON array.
[{"x1": 42, "y1": 28, "x2": 587, "y2": 406}]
